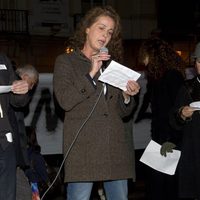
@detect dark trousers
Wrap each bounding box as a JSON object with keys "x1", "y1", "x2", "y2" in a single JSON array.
[
  {"x1": 145, "y1": 166, "x2": 179, "y2": 200},
  {"x1": 0, "y1": 143, "x2": 16, "y2": 200}
]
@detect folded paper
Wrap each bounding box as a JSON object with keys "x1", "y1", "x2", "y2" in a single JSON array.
[
  {"x1": 98, "y1": 60, "x2": 141, "y2": 91},
  {"x1": 140, "y1": 140, "x2": 181, "y2": 175},
  {"x1": 0, "y1": 85, "x2": 12, "y2": 94}
]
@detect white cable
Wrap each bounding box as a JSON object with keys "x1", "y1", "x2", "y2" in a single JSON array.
[
  {"x1": 0, "y1": 103, "x2": 3, "y2": 118},
  {"x1": 40, "y1": 88, "x2": 104, "y2": 200}
]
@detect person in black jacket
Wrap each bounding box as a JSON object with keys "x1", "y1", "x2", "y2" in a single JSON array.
[
  {"x1": 138, "y1": 37, "x2": 186, "y2": 200},
  {"x1": 170, "y1": 42, "x2": 200, "y2": 200},
  {"x1": 0, "y1": 53, "x2": 29, "y2": 200},
  {"x1": 13, "y1": 64, "x2": 39, "y2": 200},
  {"x1": 14, "y1": 64, "x2": 39, "y2": 168}
]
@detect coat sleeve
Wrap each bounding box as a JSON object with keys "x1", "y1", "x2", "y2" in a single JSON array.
[
  {"x1": 117, "y1": 92, "x2": 136, "y2": 119},
  {"x1": 2, "y1": 54, "x2": 29, "y2": 107},
  {"x1": 159, "y1": 70, "x2": 185, "y2": 142},
  {"x1": 53, "y1": 54, "x2": 97, "y2": 111},
  {"x1": 169, "y1": 85, "x2": 192, "y2": 131}
]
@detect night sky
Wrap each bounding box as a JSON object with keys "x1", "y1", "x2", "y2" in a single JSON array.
[{"x1": 157, "y1": 0, "x2": 200, "y2": 36}]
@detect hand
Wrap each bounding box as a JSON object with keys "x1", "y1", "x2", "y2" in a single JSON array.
[
  {"x1": 11, "y1": 80, "x2": 29, "y2": 94},
  {"x1": 180, "y1": 106, "x2": 195, "y2": 120},
  {"x1": 89, "y1": 51, "x2": 111, "y2": 78},
  {"x1": 123, "y1": 80, "x2": 140, "y2": 96},
  {"x1": 160, "y1": 142, "x2": 176, "y2": 157}
]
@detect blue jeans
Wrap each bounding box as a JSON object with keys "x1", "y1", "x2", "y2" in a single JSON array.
[{"x1": 67, "y1": 179, "x2": 128, "y2": 200}]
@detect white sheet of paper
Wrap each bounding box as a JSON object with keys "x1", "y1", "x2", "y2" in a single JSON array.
[
  {"x1": 0, "y1": 85, "x2": 12, "y2": 94},
  {"x1": 140, "y1": 140, "x2": 181, "y2": 175},
  {"x1": 189, "y1": 101, "x2": 200, "y2": 110},
  {"x1": 5, "y1": 132, "x2": 13, "y2": 142},
  {"x1": 98, "y1": 60, "x2": 141, "y2": 91}
]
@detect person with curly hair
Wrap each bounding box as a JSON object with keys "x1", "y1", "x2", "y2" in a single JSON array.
[
  {"x1": 138, "y1": 37, "x2": 186, "y2": 200},
  {"x1": 53, "y1": 5, "x2": 140, "y2": 200}
]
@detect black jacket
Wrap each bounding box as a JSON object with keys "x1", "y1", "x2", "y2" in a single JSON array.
[
  {"x1": 0, "y1": 53, "x2": 28, "y2": 150},
  {"x1": 170, "y1": 76, "x2": 200, "y2": 198},
  {"x1": 150, "y1": 69, "x2": 184, "y2": 144}
]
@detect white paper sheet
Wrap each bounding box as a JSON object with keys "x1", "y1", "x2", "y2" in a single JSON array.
[
  {"x1": 0, "y1": 85, "x2": 12, "y2": 94},
  {"x1": 189, "y1": 101, "x2": 200, "y2": 110},
  {"x1": 140, "y1": 140, "x2": 181, "y2": 175},
  {"x1": 5, "y1": 132, "x2": 13, "y2": 142},
  {"x1": 98, "y1": 60, "x2": 141, "y2": 91}
]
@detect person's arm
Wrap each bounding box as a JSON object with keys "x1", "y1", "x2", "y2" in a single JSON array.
[
  {"x1": 169, "y1": 85, "x2": 193, "y2": 130},
  {"x1": 1, "y1": 54, "x2": 29, "y2": 107},
  {"x1": 117, "y1": 79, "x2": 140, "y2": 118},
  {"x1": 117, "y1": 93, "x2": 136, "y2": 118},
  {"x1": 159, "y1": 70, "x2": 184, "y2": 140},
  {"x1": 53, "y1": 54, "x2": 97, "y2": 111}
]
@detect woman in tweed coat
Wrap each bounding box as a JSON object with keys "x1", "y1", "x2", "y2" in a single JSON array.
[{"x1": 53, "y1": 6, "x2": 140, "y2": 200}]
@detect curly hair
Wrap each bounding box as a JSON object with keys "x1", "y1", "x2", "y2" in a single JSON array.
[
  {"x1": 139, "y1": 37, "x2": 186, "y2": 80},
  {"x1": 68, "y1": 6, "x2": 123, "y2": 62}
]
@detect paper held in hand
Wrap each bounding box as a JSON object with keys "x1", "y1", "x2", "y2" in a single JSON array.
[
  {"x1": 0, "y1": 85, "x2": 12, "y2": 94},
  {"x1": 140, "y1": 140, "x2": 181, "y2": 175},
  {"x1": 98, "y1": 60, "x2": 141, "y2": 91}
]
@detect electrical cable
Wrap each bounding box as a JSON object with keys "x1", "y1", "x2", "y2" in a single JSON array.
[{"x1": 40, "y1": 87, "x2": 104, "y2": 200}]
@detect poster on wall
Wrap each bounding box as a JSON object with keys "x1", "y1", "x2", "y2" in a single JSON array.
[{"x1": 29, "y1": 0, "x2": 71, "y2": 36}]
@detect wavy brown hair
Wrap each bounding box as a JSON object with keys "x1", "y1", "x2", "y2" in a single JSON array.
[
  {"x1": 139, "y1": 37, "x2": 186, "y2": 80},
  {"x1": 68, "y1": 6, "x2": 123, "y2": 62}
]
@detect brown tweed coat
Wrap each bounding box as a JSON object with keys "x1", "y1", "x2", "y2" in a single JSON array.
[{"x1": 53, "y1": 50, "x2": 136, "y2": 182}]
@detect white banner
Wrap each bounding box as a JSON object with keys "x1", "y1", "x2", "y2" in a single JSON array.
[{"x1": 25, "y1": 73, "x2": 63, "y2": 155}]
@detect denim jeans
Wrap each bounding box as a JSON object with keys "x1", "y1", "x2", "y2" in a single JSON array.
[{"x1": 67, "y1": 179, "x2": 128, "y2": 200}]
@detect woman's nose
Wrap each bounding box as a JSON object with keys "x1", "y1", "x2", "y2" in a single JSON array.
[{"x1": 103, "y1": 31, "x2": 108, "y2": 38}]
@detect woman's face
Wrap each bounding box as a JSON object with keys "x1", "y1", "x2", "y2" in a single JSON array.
[
  {"x1": 195, "y1": 58, "x2": 200, "y2": 74},
  {"x1": 85, "y1": 15, "x2": 115, "y2": 53}
]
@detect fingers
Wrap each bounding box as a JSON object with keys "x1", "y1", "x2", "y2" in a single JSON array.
[
  {"x1": 91, "y1": 53, "x2": 110, "y2": 63},
  {"x1": 124, "y1": 80, "x2": 140, "y2": 96},
  {"x1": 11, "y1": 80, "x2": 29, "y2": 94},
  {"x1": 160, "y1": 147, "x2": 167, "y2": 157},
  {"x1": 90, "y1": 53, "x2": 111, "y2": 78},
  {"x1": 182, "y1": 106, "x2": 195, "y2": 118},
  {"x1": 160, "y1": 147, "x2": 169, "y2": 157},
  {"x1": 160, "y1": 142, "x2": 176, "y2": 157}
]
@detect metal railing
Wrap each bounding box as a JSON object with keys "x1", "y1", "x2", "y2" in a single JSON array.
[{"x1": 0, "y1": 9, "x2": 29, "y2": 34}]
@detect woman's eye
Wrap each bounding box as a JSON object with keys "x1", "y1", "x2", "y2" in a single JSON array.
[
  {"x1": 108, "y1": 31, "x2": 113, "y2": 36},
  {"x1": 99, "y1": 26, "x2": 104, "y2": 30}
]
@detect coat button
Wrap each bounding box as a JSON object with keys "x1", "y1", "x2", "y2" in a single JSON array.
[{"x1": 81, "y1": 89, "x2": 86, "y2": 93}]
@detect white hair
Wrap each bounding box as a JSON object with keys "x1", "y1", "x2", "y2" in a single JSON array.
[{"x1": 16, "y1": 64, "x2": 39, "y2": 83}]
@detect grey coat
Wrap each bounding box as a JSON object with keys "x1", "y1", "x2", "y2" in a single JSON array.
[{"x1": 53, "y1": 50, "x2": 136, "y2": 182}]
